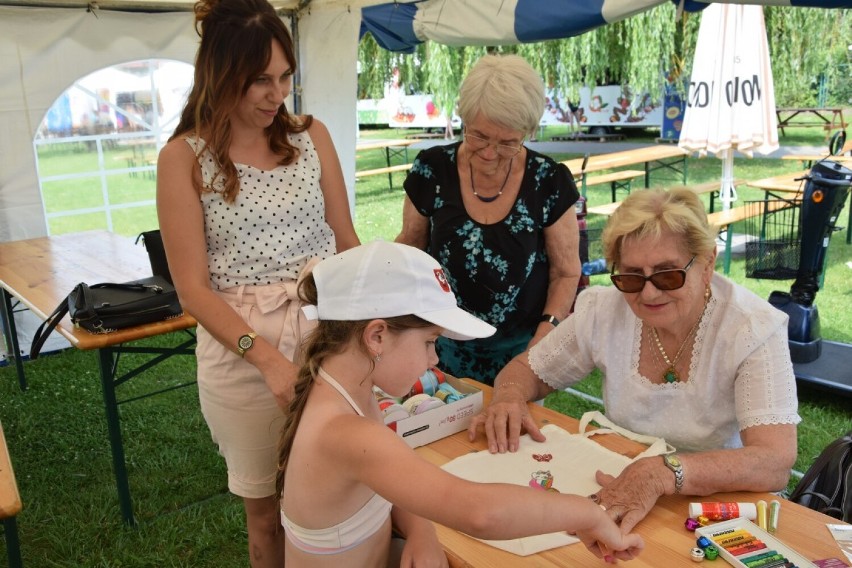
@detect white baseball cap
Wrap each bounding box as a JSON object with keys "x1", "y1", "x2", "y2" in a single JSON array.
[{"x1": 303, "y1": 241, "x2": 496, "y2": 341}]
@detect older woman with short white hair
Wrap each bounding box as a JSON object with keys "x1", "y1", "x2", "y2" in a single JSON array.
[
  {"x1": 397, "y1": 54, "x2": 582, "y2": 384},
  {"x1": 469, "y1": 187, "x2": 800, "y2": 534}
]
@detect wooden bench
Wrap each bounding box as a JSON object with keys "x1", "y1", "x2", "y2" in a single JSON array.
[
  {"x1": 781, "y1": 139, "x2": 852, "y2": 167},
  {"x1": 354, "y1": 163, "x2": 413, "y2": 182},
  {"x1": 584, "y1": 180, "x2": 746, "y2": 218},
  {"x1": 688, "y1": 178, "x2": 747, "y2": 212},
  {"x1": 553, "y1": 132, "x2": 626, "y2": 143},
  {"x1": 586, "y1": 201, "x2": 622, "y2": 217},
  {"x1": 583, "y1": 169, "x2": 645, "y2": 202},
  {"x1": 1, "y1": 422, "x2": 23, "y2": 568},
  {"x1": 747, "y1": 170, "x2": 809, "y2": 194},
  {"x1": 355, "y1": 139, "x2": 418, "y2": 188}
]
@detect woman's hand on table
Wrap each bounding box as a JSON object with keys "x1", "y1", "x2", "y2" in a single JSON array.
[
  {"x1": 591, "y1": 457, "x2": 669, "y2": 534},
  {"x1": 467, "y1": 387, "x2": 545, "y2": 453}
]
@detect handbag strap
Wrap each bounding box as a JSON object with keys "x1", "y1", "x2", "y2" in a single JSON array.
[
  {"x1": 578, "y1": 411, "x2": 676, "y2": 461},
  {"x1": 29, "y1": 284, "x2": 80, "y2": 360}
]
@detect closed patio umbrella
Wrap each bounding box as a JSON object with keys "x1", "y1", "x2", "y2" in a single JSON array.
[{"x1": 678, "y1": 3, "x2": 779, "y2": 211}]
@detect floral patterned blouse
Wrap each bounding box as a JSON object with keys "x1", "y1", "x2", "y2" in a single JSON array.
[{"x1": 404, "y1": 142, "x2": 578, "y2": 382}]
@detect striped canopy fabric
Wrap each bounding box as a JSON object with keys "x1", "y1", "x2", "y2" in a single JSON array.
[{"x1": 362, "y1": 0, "x2": 851, "y2": 52}]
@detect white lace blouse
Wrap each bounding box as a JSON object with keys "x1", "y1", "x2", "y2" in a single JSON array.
[{"x1": 529, "y1": 273, "x2": 801, "y2": 452}]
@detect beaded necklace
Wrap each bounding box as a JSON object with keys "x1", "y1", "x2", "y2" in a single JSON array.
[{"x1": 469, "y1": 158, "x2": 513, "y2": 203}]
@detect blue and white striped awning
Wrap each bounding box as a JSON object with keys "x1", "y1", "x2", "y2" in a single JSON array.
[{"x1": 361, "y1": 0, "x2": 851, "y2": 52}]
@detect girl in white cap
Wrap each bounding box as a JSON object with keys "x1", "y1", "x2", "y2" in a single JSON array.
[{"x1": 276, "y1": 241, "x2": 644, "y2": 567}]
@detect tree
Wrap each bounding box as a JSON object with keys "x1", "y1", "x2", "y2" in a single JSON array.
[{"x1": 357, "y1": 5, "x2": 850, "y2": 115}]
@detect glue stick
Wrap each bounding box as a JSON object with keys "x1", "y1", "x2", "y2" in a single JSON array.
[
  {"x1": 756, "y1": 499, "x2": 768, "y2": 530},
  {"x1": 688, "y1": 502, "x2": 757, "y2": 521}
]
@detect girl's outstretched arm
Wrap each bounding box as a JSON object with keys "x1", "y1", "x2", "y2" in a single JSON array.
[{"x1": 324, "y1": 415, "x2": 644, "y2": 563}]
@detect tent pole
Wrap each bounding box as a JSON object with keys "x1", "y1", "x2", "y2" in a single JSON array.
[{"x1": 288, "y1": 11, "x2": 302, "y2": 115}]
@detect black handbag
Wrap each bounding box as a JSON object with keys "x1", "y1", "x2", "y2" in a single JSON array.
[
  {"x1": 30, "y1": 276, "x2": 183, "y2": 359},
  {"x1": 136, "y1": 229, "x2": 173, "y2": 285}
]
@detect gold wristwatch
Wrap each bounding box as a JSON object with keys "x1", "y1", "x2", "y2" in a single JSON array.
[
  {"x1": 663, "y1": 453, "x2": 684, "y2": 494},
  {"x1": 237, "y1": 332, "x2": 258, "y2": 357}
]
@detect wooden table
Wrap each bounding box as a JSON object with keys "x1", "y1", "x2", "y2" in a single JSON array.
[
  {"x1": 776, "y1": 108, "x2": 847, "y2": 137},
  {"x1": 747, "y1": 170, "x2": 810, "y2": 196},
  {"x1": 0, "y1": 230, "x2": 197, "y2": 525},
  {"x1": 561, "y1": 145, "x2": 690, "y2": 195},
  {"x1": 356, "y1": 138, "x2": 419, "y2": 188},
  {"x1": 417, "y1": 381, "x2": 849, "y2": 567}
]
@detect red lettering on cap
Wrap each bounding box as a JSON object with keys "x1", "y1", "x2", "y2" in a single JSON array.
[{"x1": 434, "y1": 268, "x2": 450, "y2": 292}]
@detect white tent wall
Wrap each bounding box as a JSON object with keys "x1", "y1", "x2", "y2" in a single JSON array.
[
  {"x1": 0, "y1": 4, "x2": 361, "y2": 362},
  {"x1": 0, "y1": 7, "x2": 198, "y2": 242},
  {"x1": 298, "y1": 3, "x2": 361, "y2": 219}
]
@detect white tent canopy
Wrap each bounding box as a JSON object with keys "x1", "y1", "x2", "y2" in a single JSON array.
[
  {"x1": 1, "y1": 0, "x2": 848, "y2": 242},
  {"x1": 0, "y1": 3, "x2": 368, "y2": 241}
]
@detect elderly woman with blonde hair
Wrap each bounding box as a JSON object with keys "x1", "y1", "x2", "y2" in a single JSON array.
[
  {"x1": 469, "y1": 187, "x2": 800, "y2": 534},
  {"x1": 397, "y1": 54, "x2": 581, "y2": 384}
]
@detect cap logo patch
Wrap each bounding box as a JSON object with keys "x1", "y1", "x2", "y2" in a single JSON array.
[{"x1": 433, "y1": 268, "x2": 450, "y2": 292}]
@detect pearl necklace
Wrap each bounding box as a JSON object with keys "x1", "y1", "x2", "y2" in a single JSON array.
[
  {"x1": 469, "y1": 158, "x2": 513, "y2": 203},
  {"x1": 650, "y1": 309, "x2": 705, "y2": 384}
]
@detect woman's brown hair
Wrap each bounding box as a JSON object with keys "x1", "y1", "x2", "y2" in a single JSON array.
[{"x1": 171, "y1": 0, "x2": 312, "y2": 202}]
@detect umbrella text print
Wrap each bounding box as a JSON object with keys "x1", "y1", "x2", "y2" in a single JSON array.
[{"x1": 688, "y1": 74, "x2": 765, "y2": 109}]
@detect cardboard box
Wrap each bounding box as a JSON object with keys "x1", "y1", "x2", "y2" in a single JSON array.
[{"x1": 387, "y1": 375, "x2": 483, "y2": 448}]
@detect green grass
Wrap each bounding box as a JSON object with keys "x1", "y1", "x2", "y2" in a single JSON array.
[{"x1": 1, "y1": 125, "x2": 849, "y2": 566}]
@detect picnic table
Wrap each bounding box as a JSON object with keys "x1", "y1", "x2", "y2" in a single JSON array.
[
  {"x1": 0, "y1": 231, "x2": 198, "y2": 525},
  {"x1": 561, "y1": 144, "x2": 689, "y2": 195},
  {"x1": 775, "y1": 107, "x2": 846, "y2": 137}
]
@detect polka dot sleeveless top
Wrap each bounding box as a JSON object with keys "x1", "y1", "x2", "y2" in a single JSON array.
[{"x1": 185, "y1": 133, "x2": 336, "y2": 290}]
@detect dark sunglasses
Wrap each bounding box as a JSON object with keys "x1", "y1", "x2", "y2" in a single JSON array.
[{"x1": 610, "y1": 257, "x2": 696, "y2": 293}]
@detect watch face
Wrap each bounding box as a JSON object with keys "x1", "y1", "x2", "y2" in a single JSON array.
[
  {"x1": 666, "y1": 455, "x2": 682, "y2": 468},
  {"x1": 238, "y1": 335, "x2": 254, "y2": 350}
]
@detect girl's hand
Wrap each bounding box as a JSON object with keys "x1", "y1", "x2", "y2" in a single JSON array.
[
  {"x1": 575, "y1": 505, "x2": 645, "y2": 563},
  {"x1": 398, "y1": 529, "x2": 448, "y2": 568}
]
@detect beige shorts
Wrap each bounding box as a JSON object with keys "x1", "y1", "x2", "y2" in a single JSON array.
[{"x1": 196, "y1": 279, "x2": 314, "y2": 499}]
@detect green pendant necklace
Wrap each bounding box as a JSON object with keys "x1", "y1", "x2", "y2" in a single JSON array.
[{"x1": 650, "y1": 316, "x2": 702, "y2": 384}]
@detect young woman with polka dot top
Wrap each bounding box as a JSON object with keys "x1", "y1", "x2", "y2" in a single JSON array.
[{"x1": 156, "y1": 1, "x2": 359, "y2": 565}]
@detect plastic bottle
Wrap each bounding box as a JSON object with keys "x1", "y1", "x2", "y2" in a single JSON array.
[
  {"x1": 582, "y1": 258, "x2": 607, "y2": 276},
  {"x1": 689, "y1": 502, "x2": 757, "y2": 521}
]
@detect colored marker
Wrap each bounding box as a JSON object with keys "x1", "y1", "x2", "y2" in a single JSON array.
[
  {"x1": 769, "y1": 500, "x2": 781, "y2": 534},
  {"x1": 727, "y1": 540, "x2": 768, "y2": 556}
]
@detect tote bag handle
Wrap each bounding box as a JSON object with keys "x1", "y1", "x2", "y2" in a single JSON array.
[{"x1": 578, "y1": 411, "x2": 676, "y2": 461}]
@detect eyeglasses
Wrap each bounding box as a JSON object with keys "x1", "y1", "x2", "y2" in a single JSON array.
[
  {"x1": 610, "y1": 257, "x2": 696, "y2": 293},
  {"x1": 463, "y1": 133, "x2": 523, "y2": 158}
]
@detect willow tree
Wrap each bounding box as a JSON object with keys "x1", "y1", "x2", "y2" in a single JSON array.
[{"x1": 357, "y1": 5, "x2": 849, "y2": 119}]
